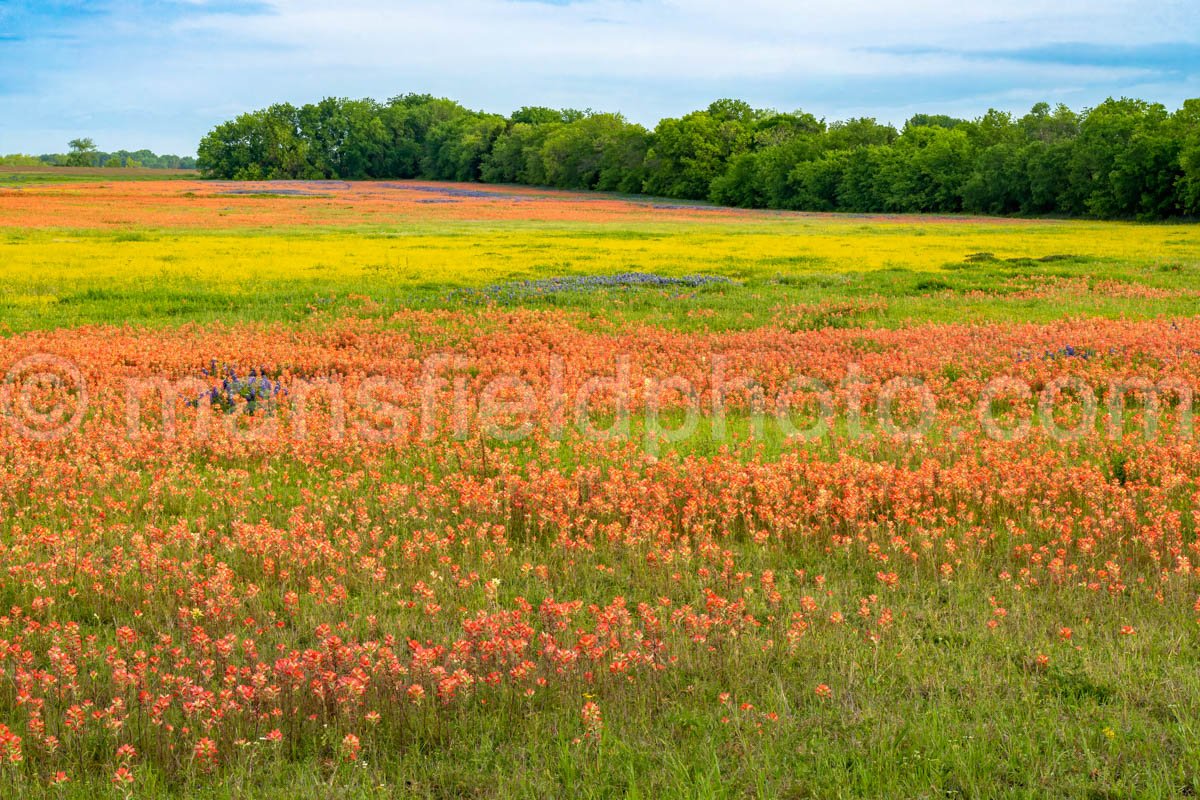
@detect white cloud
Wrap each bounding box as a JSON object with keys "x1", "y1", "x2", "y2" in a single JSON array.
[{"x1": 1, "y1": 0, "x2": 1196, "y2": 153}]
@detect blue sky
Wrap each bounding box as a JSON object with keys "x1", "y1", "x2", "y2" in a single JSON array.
[{"x1": 1, "y1": 0, "x2": 1198, "y2": 156}]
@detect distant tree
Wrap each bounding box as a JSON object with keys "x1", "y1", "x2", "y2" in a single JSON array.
[
  {"x1": 66, "y1": 138, "x2": 98, "y2": 167},
  {"x1": 824, "y1": 118, "x2": 897, "y2": 150},
  {"x1": 884, "y1": 126, "x2": 973, "y2": 212},
  {"x1": 594, "y1": 121, "x2": 651, "y2": 193},
  {"x1": 536, "y1": 113, "x2": 649, "y2": 191},
  {"x1": 963, "y1": 109, "x2": 1019, "y2": 149},
  {"x1": 483, "y1": 122, "x2": 558, "y2": 184},
  {"x1": 789, "y1": 151, "x2": 850, "y2": 210},
  {"x1": 1019, "y1": 102, "x2": 1079, "y2": 143},
  {"x1": 1068, "y1": 98, "x2": 1179, "y2": 218},
  {"x1": 753, "y1": 111, "x2": 824, "y2": 147},
  {"x1": 962, "y1": 143, "x2": 1026, "y2": 214},
  {"x1": 708, "y1": 151, "x2": 767, "y2": 207},
  {"x1": 643, "y1": 109, "x2": 753, "y2": 199},
  {"x1": 1022, "y1": 138, "x2": 1076, "y2": 214},
  {"x1": 836, "y1": 146, "x2": 892, "y2": 211},
  {"x1": 754, "y1": 119, "x2": 827, "y2": 206},
  {"x1": 510, "y1": 107, "x2": 575, "y2": 125},
  {"x1": 298, "y1": 97, "x2": 388, "y2": 178},
  {"x1": 706, "y1": 98, "x2": 762, "y2": 124},
  {"x1": 388, "y1": 95, "x2": 481, "y2": 179},
  {"x1": 903, "y1": 114, "x2": 967, "y2": 132},
  {"x1": 422, "y1": 113, "x2": 507, "y2": 181},
  {"x1": 0, "y1": 154, "x2": 42, "y2": 166}
]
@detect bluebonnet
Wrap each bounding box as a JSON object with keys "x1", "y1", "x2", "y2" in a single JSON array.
[
  {"x1": 195, "y1": 360, "x2": 287, "y2": 415},
  {"x1": 1045, "y1": 345, "x2": 1093, "y2": 360},
  {"x1": 376, "y1": 184, "x2": 516, "y2": 200},
  {"x1": 453, "y1": 272, "x2": 732, "y2": 304}
]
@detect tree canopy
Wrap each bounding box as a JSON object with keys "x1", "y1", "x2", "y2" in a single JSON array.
[
  {"x1": 197, "y1": 95, "x2": 1200, "y2": 220},
  {"x1": 2, "y1": 143, "x2": 197, "y2": 169}
]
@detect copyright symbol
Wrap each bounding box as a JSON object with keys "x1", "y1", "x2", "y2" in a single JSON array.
[{"x1": 2, "y1": 353, "x2": 88, "y2": 441}]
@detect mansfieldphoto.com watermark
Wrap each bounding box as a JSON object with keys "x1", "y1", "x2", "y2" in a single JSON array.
[{"x1": 1, "y1": 352, "x2": 1194, "y2": 448}]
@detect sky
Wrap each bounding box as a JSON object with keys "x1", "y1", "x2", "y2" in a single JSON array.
[{"x1": 1, "y1": 0, "x2": 1198, "y2": 156}]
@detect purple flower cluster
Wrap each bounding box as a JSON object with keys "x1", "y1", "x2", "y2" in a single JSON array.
[
  {"x1": 196, "y1": 360, "x2": 287, "y2": 414},
  {"x1": 378, "y1": 184, "x2": 508, "y2": 200},
  {"x1": 455, "y1": 271, "x2": 732, "y2": 304},
  {"x1": 1045, "y1": 345, "x2": 1094, "y2": 360}
]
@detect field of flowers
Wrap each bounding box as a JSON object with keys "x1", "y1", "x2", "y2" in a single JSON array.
[
  {"x1": 2, "y1": 180, "x2": 1200, "y2": 335},
  {"x1": 1, "y1": 178, "x2": 1200, "y2": 798}
]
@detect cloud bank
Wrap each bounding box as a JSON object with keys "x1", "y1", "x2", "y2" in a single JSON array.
[{"x1": 1, "y1": 0, "x2": 1197, "y2": 154}]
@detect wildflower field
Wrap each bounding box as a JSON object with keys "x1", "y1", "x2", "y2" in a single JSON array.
[{"x1": 1, "y1": 176, "x2": 1200, "y2": 798}]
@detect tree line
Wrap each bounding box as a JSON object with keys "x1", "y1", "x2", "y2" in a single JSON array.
[
  {"x1": 1, "y1": 139, "x2": 197, "y2": 169},
  {"x1": 196, "y1": 94, "x2": 1200, "y2": 219}
]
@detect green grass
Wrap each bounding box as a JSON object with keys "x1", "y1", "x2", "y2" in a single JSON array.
[{"x1": 0, "y1": 166, "x2": 197, "y2": 187}]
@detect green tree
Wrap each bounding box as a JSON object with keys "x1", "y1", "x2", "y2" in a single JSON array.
[
  {"x1": 962, "y1": 143, "x2": 1027, "y2": 214},
  {"x1": 423, "y1": 113, "x2": 507, "y2": 181},
  {"x1": 882, "y1": 126, "x2": 973, "y2": 212},
  {"x1": 1175, "y1": 99, "x2": 1200, "y2": 215},
  {"x1": 66, "y1": 138, "x2": 98, "y2": 167},
  {"x1": 836, "y1": 146, "x2": 892, "y2": 212},
  {"x1": 536, "y1": 113, "x2": 649, "y2": 191},
  {"x1": 193, "y1": 93, "x2": 1197, "y2": 219},
  {"x1": 903, "y1": 114, "x2": 966, "y2": 132},
  {"x1": 1068, "y1": 98, "x2": 1176, "y2": 218},
  {"x1": 789, "y1": 151, "x2": 849, "y2": 211},
  {"x1": 824, "y1": 118, "x2": 897, "y2": 150},
  {"x1": 0, "y1": 154, "x2": 42, "y2": 167},
  {"x1": 298, "y1": 98, "x2": 389, "y2": 178},
  {"x1": 510, "y1": 107, "x2": 578, "y2": 125},
  {"x1": 1019, "y1": 102, "x2": 1079, "y2": 143},
  {"x1": 197, "y1": 105, "x2": 307, "y2": 179},
  {"x1": 643, "y1": 109, "x2": 753, "y2": 199},
  {"x1": 482, "y1": 122, "x2": 558, "y2": 184},
  {"x1": 1021, "y1": 139, "x2": 1075, "y2": 214}
]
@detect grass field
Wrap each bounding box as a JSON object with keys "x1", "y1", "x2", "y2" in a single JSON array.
[
  {"x1": 2, "y1": 179, "x2": 1199, "y2": 334},
  {"x1": 1, "y1": 177, "x2": 1199, "y2": 798},
  {"x1": 0, "y1": 167, "x2": 198, "y2": 189}
]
